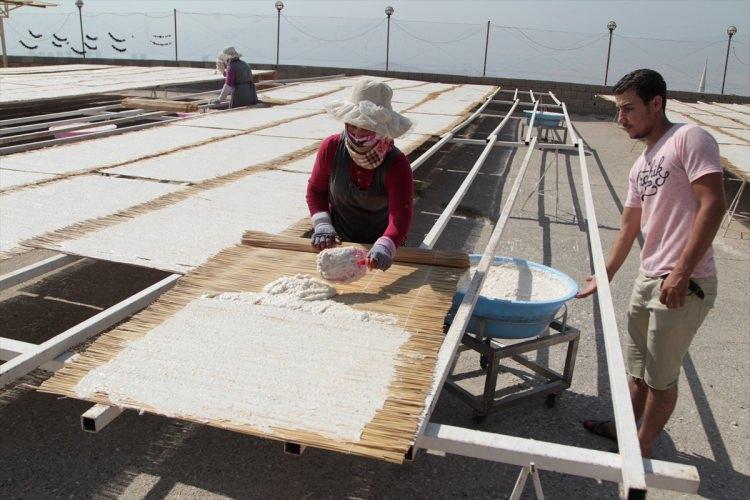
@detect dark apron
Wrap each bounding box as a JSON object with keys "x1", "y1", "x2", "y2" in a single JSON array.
[
  {"x1": 228, "y1": 59, "x2": 258, "y2": 108},
  {"x1": 329, "y1": 133, "x2": 400, "y2": 244}
]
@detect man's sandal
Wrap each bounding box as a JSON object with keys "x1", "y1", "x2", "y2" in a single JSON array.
[{"x1": 582, "y1": 420, "x2": 618, "y2": 443}]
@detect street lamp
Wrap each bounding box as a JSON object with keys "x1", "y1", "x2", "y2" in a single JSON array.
[
  {"x1": 604, "y1": 20, "x2": 616, "y2": 85},
  {"x1": 75, "y1": 0, "x2": 85, "y2": 59},
  {"x1": 721, "y1": 25, "x2": 737, "y2": 95},
  {"x1": 385, "y1": 6, "x2": 394, "y2": 72},
  {"x1": 275, "y1": 1, "x2": 284, "y2": 68}
]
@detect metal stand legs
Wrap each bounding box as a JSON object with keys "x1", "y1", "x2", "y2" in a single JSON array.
[{"x1": 445, "y1": 309, "x2": 580, "y2": 422}]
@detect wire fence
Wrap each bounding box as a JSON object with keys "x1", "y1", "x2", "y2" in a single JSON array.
[{"x1": 5, "y1": 10, "x2": 749, "y2": 95}]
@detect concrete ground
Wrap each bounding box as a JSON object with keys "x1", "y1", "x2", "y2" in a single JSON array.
[{"x1": 1, "y1": 106, "x2": 748, "y2": 499}]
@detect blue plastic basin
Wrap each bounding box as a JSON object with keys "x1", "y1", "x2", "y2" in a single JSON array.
[
  {"x1": 445, "y1": 255, "x2": 578, "y2": 339},
  {"x1": 523, "y1": 110, "x2": 565, "y2": 128}
]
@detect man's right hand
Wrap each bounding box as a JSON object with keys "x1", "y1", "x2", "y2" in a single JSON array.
[
  {"x1": 311, "y1": 222, "x2": 340, "y2": 251},
  {"x1": 576, "y1": 275, "x2": 597, "y2": 298}
]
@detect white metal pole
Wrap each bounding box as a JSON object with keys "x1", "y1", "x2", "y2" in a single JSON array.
[
  {"x1": 412, "y1": 137, "x2": 538, "y2": 457},
  {"x1": 561, "y1": 102, "x2": 578, "y2": 146},
  {"x1": 173, "y1": 9, "x2": 178, "y2": 62},
  {"x1": 81, "y1": 404, "x2": 124, "y2": 433},
  {"x1": 419, "y1": 98, "x2": 519, "y2": 249},
  {"x1": 420, "y1": 423, "x2": 699, "y2": 493},
  {"x1": 0, "y1": 254, "x2": 78, "y2": 291},
  {"x1": 524, "y1": 99, "x2": 539, "y2": 144},
  {"x1": 0, "y1": 12, "x2": 8, "y2": 68},
  {"x1": 482, "y1": 20, "x2": 490, "y2": 77},
  {"x1": 576, "y1": 141, "x2": 646, "y2": 495}
]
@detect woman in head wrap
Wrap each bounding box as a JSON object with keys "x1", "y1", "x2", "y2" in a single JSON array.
[
  {"x1": 215, "y1": 46, "x2": 258, "y2": 108},
  {"x1": 306, "y1": 79, "x2": 415, "y2": 272}
]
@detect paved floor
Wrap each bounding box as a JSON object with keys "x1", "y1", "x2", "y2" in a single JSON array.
[{"x1": 1, "y1": 107, "x2": 748, "y2": 499}]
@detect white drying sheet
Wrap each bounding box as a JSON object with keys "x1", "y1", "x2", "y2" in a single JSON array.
[
  {"x1": 0, "y1": 64, "x2": 112, "y2": 75},
  {"x1": 721, "y1": 145, "x2": 750, "y2": 179},
  {"x1": 0, "y1": 175, "x2": 182, "y2": 255},
  {"x1": 691, "y1": 113, "x2": 745, "y2": 130},
  {"x1": 260, "y1": 79, "x2": 351, "y2": 102},
  {"x1": 1, "y1": 124, "x2": 235, "y2": 175},
  {"x1": 174, "y1": 106, "x2": 316, "y2": 131},
  {"x1": 711, "y1": 102, "x2": 750, "y2": 114},
  {"x1": 396, "y1": 133, "x2": 432, "y2": 155},
  {"x1": 402, "y1": 112, "x2": 463, "y2": 136},
  {"x1": 281, "y1": 89, "x2": 351, "y2": 111},
  {"x1": 253, "y1": 113, "x2": 342, "y2": 140},
  {"x1": 74, "y1": 291, "x2": 409, "y2": 442},
  {"x1": 277, "y1": 153, "x2": 317, "y2": 174},
  {"x1": 46, "y1": 170, "x2": 310, "y2": 273},
  {"x1": 407, "y1": 98, "x2": 476, "y2": 116},
  {"x1": 106, "y1": 134, "x2": 317, "y2": 183},
  {"x1": 0, "y1": 169, "x2": 57, "y2": 190},
  {"x1": 1, "y1": 66, "x2": 274, "y2": 104},
  {"x1": 709, "y1": 128, "x2": 749, "y2": 146}
]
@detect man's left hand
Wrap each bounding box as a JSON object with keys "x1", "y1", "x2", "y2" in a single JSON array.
[{"x1": 659, "y1": 272, "x2": 689, "y2": 309}]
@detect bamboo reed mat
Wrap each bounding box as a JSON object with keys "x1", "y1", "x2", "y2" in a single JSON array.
[{"x1": 39, "y1": 231, "x2": 468, "y2": 463}]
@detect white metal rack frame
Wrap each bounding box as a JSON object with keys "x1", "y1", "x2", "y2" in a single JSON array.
[{"x1": 0, "y1": 89, "x2": 698, "y2": 498}]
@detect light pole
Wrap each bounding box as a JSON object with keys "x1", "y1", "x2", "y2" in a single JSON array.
[
  {"x1": 721, "y1": 25, "x2": 737, "y2": 95},
  {"x1": 604, "y1": 20, "x2": 616, "y2": 85},
  {"x1": 385, "y1": 6, "x2": 393, "y2": 72},
  {"x1": 75, "y1": 0, "x2": 85, "y2": 59},
  {"x1": 275, "y1": 1, "x2": 283, "y2": 68}
]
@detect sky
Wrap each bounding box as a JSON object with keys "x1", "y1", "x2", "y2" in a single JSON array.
[{"x1": 6, "y1": 1, "x2": 749, "y2": 94}]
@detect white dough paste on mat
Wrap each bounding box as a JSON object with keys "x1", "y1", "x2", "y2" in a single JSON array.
[
  {"x1": 74, "y1": 289, "x2": 409, "y2": 442},
  {"x1": 262, "y1": 273, "x2": 337, "y2": 301}
]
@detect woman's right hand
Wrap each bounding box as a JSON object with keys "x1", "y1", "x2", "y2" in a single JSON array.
[
  {"x1": 311, "y1": 222, "x2": 340, "y2": 251},
  {"x1": 575, "y1": 275, "x2": 597, "y2": 298}
]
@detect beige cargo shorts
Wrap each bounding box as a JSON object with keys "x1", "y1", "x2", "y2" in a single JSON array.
[{"x1": 626, "y1": 273, "x2": 717, "y2": 390}]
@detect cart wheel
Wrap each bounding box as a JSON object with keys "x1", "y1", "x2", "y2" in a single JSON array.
[
  {"x1": 473, "y1": 412, "x2": 486, "y2": 424},
  {"x1": 545, "y1": 393, "x2": 558, "y2": 408}
]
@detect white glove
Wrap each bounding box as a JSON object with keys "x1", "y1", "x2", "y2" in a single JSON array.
[{"x1": 218, "y1": 83, "x2": 233, "y2": 102}]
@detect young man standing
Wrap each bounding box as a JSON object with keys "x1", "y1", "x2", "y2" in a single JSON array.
[{"x1": 576, "y1": 69, "x2": 726, "y2": 457}]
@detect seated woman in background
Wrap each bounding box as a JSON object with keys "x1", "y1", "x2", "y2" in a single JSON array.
[{"x1": 215, "y1": 46, "x2": 258, "y2": 108}]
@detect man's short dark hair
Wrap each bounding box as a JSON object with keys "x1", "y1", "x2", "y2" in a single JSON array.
[{"x1": 613, "y1": 69, "x2": 667, "y2": 111}]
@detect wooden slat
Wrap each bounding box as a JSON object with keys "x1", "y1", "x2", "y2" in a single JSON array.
[{"x1": 242, "y1": 231, "x2": 469, "y2": 269}]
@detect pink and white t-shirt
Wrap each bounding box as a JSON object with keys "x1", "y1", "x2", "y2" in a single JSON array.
[{"x1": 624, "y1": 123, "x2": 723, "y2": 278}]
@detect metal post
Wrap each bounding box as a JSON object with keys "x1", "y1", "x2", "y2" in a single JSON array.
[
  {"x1": 173, "y1": 8, "x2": 178, "y2": 62},
  {"x1": 385, "y1": 6, "x2": 393, "y2": 72},
  {"x1": 75, "y1": 0, "x2": 85, "y2": 59},
  {"x1": 721, "y1": 26, "x2": 737, "y2": 95},
  {"x1": 482, "y1": 20, "x2": 490, "y2": 77},
  {"x1": 275, "y1": 1, "x2": 284, "y2": 68},
  {"x1": 604, "y1": 20, "x2": 616, "y2": 85},
  {"x1": 0, "y1": 12, "x2": 8, "y2": 68}
]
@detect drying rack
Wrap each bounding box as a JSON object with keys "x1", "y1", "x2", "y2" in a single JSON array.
[{"x1": 0, "y1": 86, "x2": 700, "y2": 498}]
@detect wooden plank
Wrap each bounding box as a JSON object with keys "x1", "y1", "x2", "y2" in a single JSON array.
[
  {"x1": 122, "y1": 97, "x2": 198, "y2": 113},
  {"x1": 241, "y1": 231, "x2": 469, "y2": 269}
]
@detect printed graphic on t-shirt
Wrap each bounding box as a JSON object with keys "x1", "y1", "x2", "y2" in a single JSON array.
[{"x1": 636, "y1": 155, "x2": 670, "y2": 201}]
